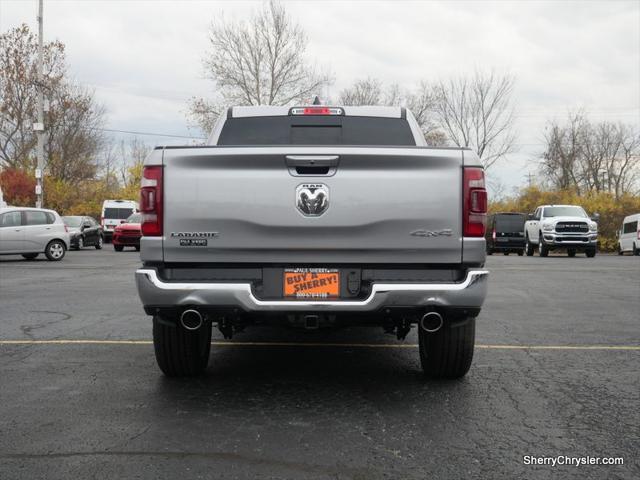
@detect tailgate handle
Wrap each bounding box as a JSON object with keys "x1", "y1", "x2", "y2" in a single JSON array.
[{"x1": 285, "y1": 155, "x2": 339, "y2": 176}]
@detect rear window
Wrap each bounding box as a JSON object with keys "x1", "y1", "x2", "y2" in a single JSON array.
[
  {"x1": 495, "y1": 214, "x2": 525, "y2": 232},
  {"x1": 63, "y1": 216, "x2": 83, "y2": 227},
  {"x1": 104, "y1": 208, "x2": 134, "y2": 219},
  {"x1": 25, "y1": 211, "x2": 54, "y2": 225},
  {"x1": 217, "y1": 116, "x2": 416, "y2": 146}
]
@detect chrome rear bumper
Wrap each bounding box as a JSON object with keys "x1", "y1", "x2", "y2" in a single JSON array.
[{"x1": 135, "y1": 268, "x2": 489, "y2": 312}]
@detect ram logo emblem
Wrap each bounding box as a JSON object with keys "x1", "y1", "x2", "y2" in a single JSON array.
[{"x1": 296, "y1": 184, "x2": 329, "y2": 217}]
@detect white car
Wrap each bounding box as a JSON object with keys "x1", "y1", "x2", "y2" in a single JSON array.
[
  {"x1": 618, "y1": 213, "x2": 640, "y2": 256},
  {"x1": 0, "y1": 207, "x2": 70, "y2": 261},
  {"x1": 524, "y1": 204, "x2": 598, "y2": 257},
  {"x1": 101, "y1": 199, "x2": 139, "y2": 241}
]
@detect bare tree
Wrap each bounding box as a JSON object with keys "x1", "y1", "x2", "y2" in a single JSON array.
[
  {"x1": 117, "y1": 137, "x2": 149, "y2": 186},
  {"x1": 188, "y1": 0, "x2": 330, "y2": 134},
  {"x1": 0, "y1": 24, "x2": 105, "y2": 182},
  {"x1": 404, "y1": 81, "x2": 443, "y2": 145},
  {"x1": 0, "y1": 24, "x2": 65, "y2": 170},
  {"x1": 45, "y1": 84, "x2": 106, "y2": 182},
  {"x1": 541, "y1": 112, "x2": 586, "y2": 192},
  {"x1": 613, "y1": 126, "x2": 640, "y2": 197},
  {"x1": 338, "y1": 78, "x2": 444, "y2": 145},
  {"x1": 433, "y1": 70, "x2": 516, "y2": 169},
  {"x1": 338, "y1": 77, "x2": 383, "y2": 106},
  {"x1": 540, "y1": 112, "x2": 640, "y2": 198}
]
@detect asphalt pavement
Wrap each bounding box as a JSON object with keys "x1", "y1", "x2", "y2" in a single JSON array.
[{"x1": 0, "y1": 248, "x2": 638, "y2": 479}]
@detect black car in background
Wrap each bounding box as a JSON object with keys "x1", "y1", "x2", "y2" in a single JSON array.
[
  {"x1": 62, "y1": 216, "x2": 104, "y2": 250},
  {"x1": 486, "y1": 212, "x2": 526, "y2": 256}
]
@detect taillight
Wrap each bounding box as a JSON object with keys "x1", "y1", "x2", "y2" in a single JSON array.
[
  {"x1": 463, "y1": 167, "x2": 488, "y2": 237},
  {"x1": 492, "y1": 229, "x2": 496, "y2": 241},
  {"x1": 140, "y1": 165, "x2": 163, "y2": 236},
  {"x1": 289, "y1": 106, "x2": 344, "y2": 116}
]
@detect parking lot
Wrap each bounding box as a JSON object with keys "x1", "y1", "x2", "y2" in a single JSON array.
[{"x1": 0, "y1": 249, "x2": 638, "y2": 479}]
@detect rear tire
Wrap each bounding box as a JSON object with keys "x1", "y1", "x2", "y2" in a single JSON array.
[
  {"x1": 76, "y1": 236, "x2": 84, "y2": 250},
  {"x1": 525, "y1": 235, "x2": 534, "y2": 256},
  {"x1": 568, "y1": 249, "x2": 576, "y2": 257},
  {"x1": 153, "y1": 315, "x2": 212, "y2": 377},
  {"x1": 486, "y1": 248, "x2": 493, "y2": 255},
  {"x1": 114, "y1": 245, "x2": 124, "y2": 252},
  {"x1": 44, "y1": 240, "x2": 66, "y2": 261},
  {"x1": 95, "y1": 235, "x2": 103, "y2": 250},
  {"x1": 21, "y1": 253, "x2": 38, "y2": 260},
  {"x1": 634, "y1": 243, "x2": 639, "y2": 256},
  {"x1": 586, "y1": 247, "x2": 596, "y2": 258},
  {"x1": 419, "y1": 317, "x2": 475, "y2": 379},
  {"x1": 503, "y1": 252, "x2": 509, "y2": 256},
  {"x1": 517, "y1": 250, "x2": 524, "y2": 256},
  {"x1": 135, "y1": 245, "x2": 140, "y2": 252},
  {"x1": 539, "y1": 235, "x2": 549, "y2": 257}
]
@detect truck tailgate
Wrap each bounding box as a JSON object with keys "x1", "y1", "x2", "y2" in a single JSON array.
[{"x1": 161, "y1": 146, "x2": 462, "y2": 264}]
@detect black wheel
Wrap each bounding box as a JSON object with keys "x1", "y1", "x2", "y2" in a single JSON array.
[
  {"x1": 135, "y1": 245, "x2": 140, "y2": 252},
  {"x1": 586, "y1": 247, "x2": 596, "y2": 258},
  {"x1": 486, "y1": 247, "x2": 493, "y2": 255},
  {"x1": 419, "y1": 317, "x2": 475, "y2": 379},
  {"x1": 517, "y1": 250, "x2": 524, "y2": 256},
  {"x1": 525, "y1": 235, "x2": 534, "y2": 256},
  {"x1": 153, "y1": 315, "x2": 212, "y2": 377},
  {"x1": 503, "y1": 252, "x2": 509, "y2": 256},
  {"x1": 114, "y1": 245, "x2": 124, "y2": 252},
  {"x1": 21, "y1": 253, "x2": 38, "y2": 260},
  {"x1": 45, "y1": 240, "x2": 66, "y2": 261},
  {"x1": 76, "y1": 236, "x2": 84, "y2": 250},
  {"x1": 95, "y1": 235, "x2": 103, "y2": 250},
  {"x1": 634, "y1": 243, "x2": 639, "y2": 256},
  {"x1": 568, "y1": 249, "x2": 576, "y2": 257},
  {"x1": 618, "y1": 246, "x2": 623, "y2": 256},
  {"x1": 539, "y1": 234, "x2": 549, "y2": 257}
]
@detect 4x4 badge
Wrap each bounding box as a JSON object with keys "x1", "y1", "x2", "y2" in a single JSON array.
[{"x1": 410, "y1": 229, "x2": 453, "y2": 237}]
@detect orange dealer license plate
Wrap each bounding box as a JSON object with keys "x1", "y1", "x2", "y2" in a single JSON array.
[{"x1": 284, "y1": 268, "x2": 340, "y2": 299}]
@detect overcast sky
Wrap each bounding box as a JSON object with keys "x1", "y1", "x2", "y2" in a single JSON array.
[{"x1": 1, "y1": 0, "x2": 639, "y2": 193}]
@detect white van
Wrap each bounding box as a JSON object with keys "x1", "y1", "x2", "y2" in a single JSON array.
[
  {"x1": 101, "y1": 199, "x2": 138, "y2": 240},
  {"x1": 618, "y1": 213, "x2": 640, "y2": 256}
]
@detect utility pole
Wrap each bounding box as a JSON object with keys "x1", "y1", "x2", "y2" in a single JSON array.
[
  {"x1": 526, "y1": 172, "x2": 535, "y2": 188},
  {"x1": 35, "y1": 0, "x2": 44, "y2": 208}
]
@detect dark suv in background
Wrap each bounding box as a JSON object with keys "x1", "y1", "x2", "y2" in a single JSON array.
[{"x1": 486, "y1": 213, "x2": 526, "y2": 256}]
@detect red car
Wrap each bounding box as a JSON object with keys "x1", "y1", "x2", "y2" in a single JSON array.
[{"x1": 112, "y1": 213, "x2": 142, "y2": 251}]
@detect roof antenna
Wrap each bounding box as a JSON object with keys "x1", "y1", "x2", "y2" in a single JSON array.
[{"x1": 312, "y1": 96, "x2": 321, "y2": 105}]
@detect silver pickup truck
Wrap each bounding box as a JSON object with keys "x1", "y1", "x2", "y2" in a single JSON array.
[{"x1": 135, "y1": 105, "x2": 489, "y2": 378}]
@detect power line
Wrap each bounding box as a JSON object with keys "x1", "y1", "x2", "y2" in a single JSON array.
[{"x1": 97, "y1": 127, "x2": 205, "y2": 140}]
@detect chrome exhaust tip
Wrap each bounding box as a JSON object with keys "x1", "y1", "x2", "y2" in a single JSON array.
[
  {"x1": 420, "y1": 312, "x2": 443, "y2": 333},
  {"x1": 180, "y1": 309, "x2": 203, "y2": 331}
]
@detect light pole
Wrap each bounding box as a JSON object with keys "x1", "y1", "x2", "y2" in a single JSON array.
[{"x1": 35, "y1": 0, "x2": 44, "y2": 208}]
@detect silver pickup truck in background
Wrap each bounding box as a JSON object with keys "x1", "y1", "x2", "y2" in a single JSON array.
[{"x1": 135, "y1": 105, "x2": 489, "y2": 378}]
